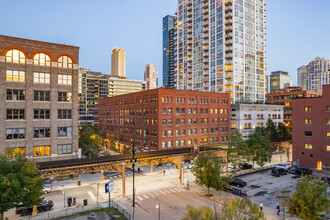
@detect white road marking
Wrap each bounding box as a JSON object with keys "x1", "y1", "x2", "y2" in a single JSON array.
[
  {"x1": 137, "y1": 196, "x2": 144, "y2": 201},
  {"x1": 164, "y1": 190, "x2": 171, "y2": 193},
  {"x1": 173, "y1": 188, "x2": 181, "y2": 192},
  {"x1": 178, "y1": 188, "x2": 186, "y2": 192},
  {"x1": 160, "y1": 191, "x2": 166, "y2": 195},
  {"x1": 88, "y1": 191, "x2": 97, "y2": 201},
  {"x1": 148, "y1": 193, "x2": 155, "y2": 197},
  {"x1": 142, "y1": 195, "x2": 149, "y2": 199},
  {"x1": 154, "y1": 192, "x2": 161, "y2": 196},
  {"x1": 169, "y1": 189, "x2": 177, "y2": 192}
]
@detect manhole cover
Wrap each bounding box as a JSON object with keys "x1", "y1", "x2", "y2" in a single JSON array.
[
  {"x1": 249, "y1": 185, "x2": 261, "y2": 189},
  {"x1": 254, "y1": 191, "x2": 267, "y2": 196}
]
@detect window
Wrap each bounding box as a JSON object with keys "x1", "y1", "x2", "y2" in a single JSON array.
[
  {"x1": 193, "y1": 108, "x2": 197, "y2": 114},
  {"x1": 327, "y1": 146, "x2": 330, "y2": 151},
  {"x1": 7, "y1": 109, "x2": 25, "y2": 119},
  {"x1": 181, "y1": 108, "x2": 185, "y2": 114},
  {"x1": 34, "y1": 128, "x2": 50, "y2": 138},
  {"x1": 6, "y1": 70, "x2": 25, "y2": 82},
  {"x1": 58, "y1": 144, "x2": 72, "y2": 155},
  {"x1": 58, "y1": 109, "x2": 72, "y2": 119},
  {"x1": 6, "y1": 147, "x2": 25, "y2": 158},
  {"x1": 304, "y1": 131, "x2": 312, "y2": 137},
  {"x1": 176, "y1": 129, "x2": 180, "y2": 136},
  {"x1": 176, "y1": 108, "x2": 180, "y2": 114},
  {"x1": 6, "y1": 49, "x2": 25, "y2": 63},
  {"x1": 58, "y1": 92, "x2": 72, "y2": 102},
  {"x1": 176, "y1": 140, "x2": 180, "y2": 147},
  {"x1": 162, "y1": 142, "x2": 166, "y2": 149},
  {"x1": 58, "y1": 74, "x2": 72, "y2": 85},
  {"x1": 188, "y1": 108, "x2": 192, "y2": 114},
  {"x1": 327, "y1": 119, "x2": 330, "y2": 125},
  {"x1": 58, "y1": 127, "x2": 72, "y2": 137},
  {"x1": 193, "y1": 129, "x2": 197, "y2": 135},
  {"x1": 244, "y1": 123, "x2": 251, "y2": 129},
  {"x1": 326, "y1": 106, "x2": 330, "y2": 112},
  {"x1": 34, "y1": 72, "x2": 50, "y2": 83},
  {"x1": 162, "y1": 119, "x2": 166, "y2": 126},
  {"x1": 305, "y1": 144, "x2": 312, "y2": 149},
  {"x1": 304, "y1": 106, "x2": 312, "y2": 112},
  {"x1": 168, "y1": 108, "x2": 172, "y2": 114},
  {"x1": 162, "y1": 108, "x2": 166, "y2": 114},
  {"x1": 168, "y1": 119, "x2": 172, "y2": 125},
  {"x1": 33, "y1": 53, "x2": 51, "y2": 66},
  {"x1": 181, "y1": 129, "x2": 185, "y2": 136},
  {"x1": 34, "y1": 91, "x2": 50, "y2": 101},
  {"x1": 188, "y1": 119, "x2": 192, "y2": 124},
  {"x1": 305, "y1": 119, "x2": 312, "y2": 124},
  {"x1": 327, "y1": 132, "x2": 330, "y2": 138},
  {"x1": 6, "y1": 128, "x2": 25, "y2": 139},
  {"x1": 181, "y1": 140, "x2": 185, "y2": 147},
  {"x1": 168, "y1": 141, "x2": 172, "y2": 148},
  {"x1": 168, "y1": 130, "x2": 172, "y2": 137},
  {"x1": 34, "y1": 146, "x2": 50, "y2": 157},
  {"x1": 34, "y1": 109, "x2": 50, "y2": 119},
  {"x1": 162, "y1": 130, "x2": 167, "y2": 137},
  {"x1": 7, "y1": 89, "x2": 25, "y2": 101},
  {"x1": 58, "y1": 56, "x2": 73, "y2": 68}
]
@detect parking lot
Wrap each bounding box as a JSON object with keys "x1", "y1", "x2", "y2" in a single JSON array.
[{"x1": 239, "y1": 169, "x2": 299, "y2": 209}]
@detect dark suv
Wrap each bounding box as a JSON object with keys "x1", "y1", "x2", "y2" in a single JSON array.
[
  {"x1": 239, "y1": 163, "x2": 253, "y2": 170},
  {"x1": 229, "y1": 178, "x2": 247, "y2": 187},
  {"x1": 271, "y1": 167, "x2": 288, "y2": 177},
  {"x1": 16, "y1": 200, "x2": 54, "y2": 216}
]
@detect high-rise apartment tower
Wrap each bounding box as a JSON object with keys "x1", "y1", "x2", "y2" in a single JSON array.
[
  {"x1": 304, "y1": 57, "x2": 330, "y2": 92},
  {"x1": 175, "y1": 0, "x2": 266, "y2": 104},
  {"x1": 163, "y1": 15, "x2": 176, "y2": 89},
  {"x1": 144, "y1": 64, "x2": 158, "y2": 90},
  {"x1": 270, "y1": 71, "x2": 291, "y2": 93},
  {"x1": 297, "y1": 65, "x2": 307, "y2": 90},
  {"x1": 111, "y1": 48, "x2": 126, "y2": 78}
]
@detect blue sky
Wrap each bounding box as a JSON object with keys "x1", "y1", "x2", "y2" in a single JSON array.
[{"x1": 1, "y1": 0, "x2": 329, "y2": 86}]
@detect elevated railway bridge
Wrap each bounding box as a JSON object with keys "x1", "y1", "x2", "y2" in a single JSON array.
[{"x1": 38, "y1": 146, "x2": 228, "y2": 196}]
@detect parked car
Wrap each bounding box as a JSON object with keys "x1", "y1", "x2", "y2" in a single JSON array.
[
  {"x1": 271, "y1": 167, "x2": 288, "y2": 177},
  {"x1": 275, "y1": 162, "x2": 291, "y2": 170},
  {"x1": 186, "y1": 163, "x2": 194, "y2": 169},
  {"x1": 239, "y1": 163, "x2": 253, "y2": 170},
  {"x1": 228, "y1": 166, "x2": 240, "y2": 173},
  {"x1": 43, "y1": 187, "x2": 51, "y2": 194},
  {"x1": 16, "y1": 200, "x2": 54, "y2": 216},
  {"x1": 299, "y1": 168, "x2": 313, "y2": 176},
  {"x1": 229, "y1": 179, "x2": 247, "y2": 187},
  {"x1": 289, "y1": 167, "x2": 299, "y2": 174}
]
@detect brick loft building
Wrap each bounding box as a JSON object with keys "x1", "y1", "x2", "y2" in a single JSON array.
[
  {"x1": 266, "y1": 87, "x2": 321, "y2": 130},
  {"x1": 0, "y1": 35, "x2": 79, "y2": 161},
  {"x1": 292, "y1": 85, "x2": 330, "y2": 169},
  {"x1": 97, "y1": 89, "x2": 231, "y2": 153}
]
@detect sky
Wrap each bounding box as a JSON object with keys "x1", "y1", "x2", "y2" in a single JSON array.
[{"x1": 1, "y1": 0, "x2": 329, "y2": 87}]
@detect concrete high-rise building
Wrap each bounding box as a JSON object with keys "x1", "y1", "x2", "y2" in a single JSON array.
[
  {"x1": 305, "y1": 57, "x2": 330, "y2": 92},
  {"x1": 297, "y1": 65, "x2": 307, "y2": 90},
  {"x1": 79, "y1": 68, "x2": 146, "y2": 125},
  {"x1": 163, "y1": 15, "x2": 176, "y2": 89},
  {"x1": 270, "y1": 71, "x2": 291, "y2": 93},
  {"x1": 111, "y1": 48, "x2": 126, "y2": 78},
  {"x1": 175, "y1": 0, "x2": 266, "y2": 104},
  {"x1": 0, "y1": 35, "x2": 79, "y2": 161},
  {"x1": 144, "y1": 64, "x2": 158, "y2": 90}
]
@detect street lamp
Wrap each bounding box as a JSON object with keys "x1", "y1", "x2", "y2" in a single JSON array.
[
  {"x1": 131, "y1": 142, "x2": 136, "y2": 220},
  {"x1": 62, "y1": 185, "x2": 65, "y2": 208}
]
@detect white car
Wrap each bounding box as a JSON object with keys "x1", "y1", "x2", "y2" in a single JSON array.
[
  {"x1": 275, "y1": 162, "x2": 291, "y2": 170},
  {"x1": 228, "y1": 166, "x2": 240, "y2": 173},
  {"x1": 186, "y1": 163, "x2": 194, "y2": 169},
  {"x1": 43, "y1": 187, "x2": 51, "y2": 194}
]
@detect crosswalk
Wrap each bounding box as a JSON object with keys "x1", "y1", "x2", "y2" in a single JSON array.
[{"x1": 105, "y1": 171, "x2": 139, "y2": 180}]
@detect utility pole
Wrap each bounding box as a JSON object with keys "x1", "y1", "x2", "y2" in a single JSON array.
[{"x1": 132, "y1": 142, "x2": 136, "y2": 220}]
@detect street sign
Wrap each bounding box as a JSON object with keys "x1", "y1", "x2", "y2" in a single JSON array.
[{"x1": 105, "y1": 181, "x2": 114, "y2": 193}]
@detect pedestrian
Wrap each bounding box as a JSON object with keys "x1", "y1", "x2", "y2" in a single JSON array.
[
  {"x1": 277, "y1": 203, "x2": 280, "y2": 216},
  {"x1": 259, "y1": 202, "x2": 263, "y2": 211},
  {"x1": 163, "y1": 169, "x2": 166, "y2": 175},
  {"x1": 187, "y1": 180, "x2": 190, "y2": 190},
  {"x1": 137, "y1": 167, "x2": 140, "y2": 173}
]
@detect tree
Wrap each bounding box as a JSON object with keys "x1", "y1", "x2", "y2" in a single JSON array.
[
  {"x1": 228, "y1": 131, "x2": 248, "y2": 168},
  {"x1": 182, "y1": 205, "x2": 213, "y2": 220},
  {"x1": 288, "y1": 176, "x2": 330, "y2": 220},
  {"x1": 191, "y1": 152, "x2": 229, "y2": 196},
  {"x1": 246, "y1": 129, "x2": 272, "y2": 168},
  {"x1": 0, "y1": 155, "x2": 43, "y2": 220},
  {"x1": 275, "y1": 188, "x2": 291, "y2": 220},
  {"x1": 265, "y1": 119, "x2": 279, "y2": 140},
  {"x1": 277, "y1": 122, "x2": 291, "y2": 139},
  {"x1": 79, "y1": 122, "x2": 103, "y2": 158}
]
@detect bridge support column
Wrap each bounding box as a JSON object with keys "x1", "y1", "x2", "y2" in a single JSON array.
[
  {"x1": 119, "y1": 163, "x2": 126, "y2": 196},
  {"x1": 169, "y1": 156, "x2": 183, "y2": 186},
  {"x1": 150, "y1": 162, "x2": 153, "y2": 173}
]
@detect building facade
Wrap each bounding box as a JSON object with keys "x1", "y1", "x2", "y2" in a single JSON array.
[
  {"x1": 97, "y1": 89, "x2": 231, "y2": 153},
  {"x1": 79, "y1": 68, "x2": 146, "y2": 125},
  {"x1": 266, "y1": 87, "x2": 321, "y2": 129},
  {"x1": 231, "y1": 103, "x2": 283, "y2": 139},
  {"x1": 292, "y1": 85, "x2": 330, "y2": 169},
  {"x1": 111, "y1": 48, "x2": 126, "y2": 78},
  {"x1": 297, "y1": 65, "x2": 307, "y2": 90},
  {"x1": 305, "y1": 57, "x2": 330, "y2": 92},
  {"x1": 163, "y1": 15, "x2": 176, "y2": 89},
  {"x1": 0, "y1": 35, "x2": 79, "y2": 161},
  {"x1": 144, "y1": 64, "x2": 158, "y2": 90},
  {"x1": 175, "y1": 0, "x2": 266, "y2": 104},
  {"x1": 270, "y1": 71, "x2": 291, "y2": 93}
]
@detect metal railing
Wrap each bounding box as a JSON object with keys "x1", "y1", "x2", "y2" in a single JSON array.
[{"x1": 112, "y1": 201, "x2": 131, "y2": 220}]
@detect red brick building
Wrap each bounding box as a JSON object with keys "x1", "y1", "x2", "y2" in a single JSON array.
[
  {"x1": 97, "y1": 89, "x2": 231, "y2": 153},
  {"x1": 266, "y1": 87, "x2": 321, "y2": 129},
  {"x1": 292, "y1": 85, "x2": 330, "y2": 169}
]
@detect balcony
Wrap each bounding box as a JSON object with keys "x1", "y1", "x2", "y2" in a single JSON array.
[
  {"x1": 225, "y1": 39, "x2": 233, "y2": 45},
  {"x1": 225, "y1": 73, "x2": 233, "y2": 79},
  {"x1": 203, "y1": 15, "x2": 209, "y2": 21},
  {"x1": 203, "y1": 64, "x2": 209, "y2": 69},
  {"x1": 225, "y1": 0, "x2": 232, "y2": 6},
  {"x1": 203, "y1": 34, "x2": 209, "y2": 40},
  {"x1": 225, "y1": 67, "x2": 233, "y2": 72},
  {"x1": 225, "y1": 5, "x2": 233, "y2": 12},
  {"x1": 187, "y1": 34, "x2": 193, "y2": 40},
  {"x1": 203, "y1": 52, "x2": 209, "y2": 58},
  {"x1": 225, "y1": 12, "x2": 233, "y2": 18},
  {"x1": 225, "y1": 52, "x2": 233, "y2": 58},
  {"x1": 225, "y1": 19, "x2": 233, "y2": 26},
  {"x1": 225, "y1": 46, "x2": 233, "y2": 52},
  {"x1": 203, "y1": 10, "x2": 209, "y2": 15},
  {"x1": 225, "y1": 32, "x2": 233, "y2": 38},
  {"x1": 224, "y1": 26, "x2": 233, "y2": 32}
]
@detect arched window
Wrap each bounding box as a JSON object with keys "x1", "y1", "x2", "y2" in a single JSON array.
[
  {"x1": 5, "y1": 49, "x2": 25, "y2": 63},
  {"x1": 58, "y1": 55, "x2": 73, "y2": 68},
  {"x1": 33, "y1": 53, "x2": 51, "y2": 66}
]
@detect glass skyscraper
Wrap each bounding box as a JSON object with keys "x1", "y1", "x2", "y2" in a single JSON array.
[
  {"x1": 175, "y1": 0, "x2": 266, "y2": 103},
  {"x1": 163, "y1": 15, "x2": 176, "y2": 89}
]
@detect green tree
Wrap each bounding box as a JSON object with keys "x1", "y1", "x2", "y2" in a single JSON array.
[
  {"x1": 246, "y1": 129, "x2": 272, "y2": 168},
  {"x1": 191, "y1": 152, "x2": 228, "y2": 196},
  {"x1": 265, "y1": 119, "x2": 279, "y2": 140},
  {"x1": 79, "y1": 122, "x2": 103, "y2": 158},
  {"x1": 288, "y1": 176, "x2": 330, "y2": 220},
  {"x1": 219, "y1": 197, "x2": 265, "y2": 220},
  {"x1": 0, "y1": 155, "x2": 43, "y2": 220},
  {"x1": 182, "y1": 205, "x2": 213, "y2": 220},
  {"x1": 275, "y1": 188, "x2": 291, "y2": 220},
  {"x1": 277, "y1": 122, "x2": 291, "y2": 139},
  {"x1": 228, "y1": 131, "x2": 248, "y2": 168}
]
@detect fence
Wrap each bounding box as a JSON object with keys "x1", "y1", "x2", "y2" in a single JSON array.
[{"x1": 21, "y1": 201, "x2": 130, "y2": 220}]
